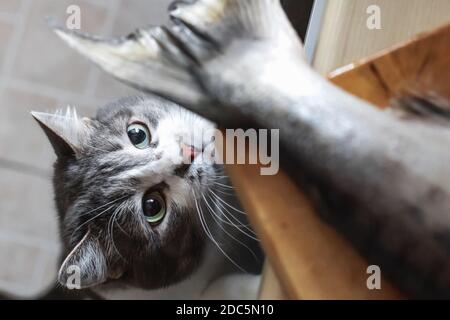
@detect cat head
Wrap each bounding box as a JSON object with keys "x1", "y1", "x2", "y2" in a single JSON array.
[{"x1": 32, "y1": 96, "x2": 221, "y2": 289}]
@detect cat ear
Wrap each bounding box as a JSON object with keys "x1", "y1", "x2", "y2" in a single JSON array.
[
  {"x1": 58, "y1": 231, "x2": 108, "y2": 289},
  {"x1": 31, "y1": 108, "x2": 90, "y2": 157}
]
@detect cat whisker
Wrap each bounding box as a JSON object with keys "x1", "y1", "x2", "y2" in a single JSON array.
[
  {"x1": 202, "y1": 194, "x2": 246, "y2": 228},
  {"x1": 212, "y1": 185, "x2": 235, "y2": 196},
  {"x1": 107, "y1": 206, "x2": 117, "y2": 253},
  {"x1": 208, "y1": 193, "x2": 253, "y2": 229},
  {"x1": 70, "y1": 195, "x2": 130, "y2": 242},
  {"x1": 193, "y1": 190, "x2": 222, "y2": 245},
  {"x1": 193, "y1": 178, "x2": 257, "y2": 238},
  {"x1": 213, "y1": 181, "x2": 235, "y2": 190},
  {"x1": 70, "y1": 203, "x2": 115, "y2": 240},
  {"x1": 202, "y1": 194, "x2": 260, "y2": 263},
  {"x1": 108, "y1": 203, "x2": 127, "y2": 262},
  {"x1": 207, "y1": 193, "x2": 259, "y2": 241},
  {"x1": 193, "y1": 190, "x2": 246, "y2": 272},
  {"x1": 114, "y1": 207, "x2": 132, "y2": 239},
  {"x1": 77, "y1": 195, "x2": 128, "y2": 218},
  {"x1": 206, "y1": 193, "x2": 252, "y2": 229},
  {"x1": 209, "y1": 190, "x2": 247, "y2": 215},
  {"x1": 210, "y1": 175, "x2": 229, "y2": 181}
]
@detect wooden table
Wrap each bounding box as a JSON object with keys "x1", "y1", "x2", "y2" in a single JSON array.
[{"x1": 224, "y1": 23, "x2": 450, "y2": 300}]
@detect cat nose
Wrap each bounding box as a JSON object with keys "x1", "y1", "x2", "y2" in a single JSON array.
[
  {"x1": 174, "y1": 143, "x2": 201, "y2": 177},
  {"x1": 181, "y1": 143, "x2": 201, "y2": 163}
]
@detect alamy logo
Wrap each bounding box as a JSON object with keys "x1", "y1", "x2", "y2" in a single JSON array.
[
  {"x1": 66, "y1": 5, "x2": 81, "y2": 30},
  {"x1": 65, "y1": 265, "x2": 81, "y2": 289},
  {"x1": 366, "y1": 5, "x2": 382, "y2": 30},
  {"x1": 366, "y1": 265, "x2": 382, "y2": 290},
  {"x1": 178, "y1": 128, "x2": 280, "y2": 176}
]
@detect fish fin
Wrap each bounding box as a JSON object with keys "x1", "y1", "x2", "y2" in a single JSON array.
[
  {"x1": 51, "y1": 21, "x2": 206, "y2": 108},
  {"x1": 168, "y1": 0, "x2": 302, "y2": 51}
]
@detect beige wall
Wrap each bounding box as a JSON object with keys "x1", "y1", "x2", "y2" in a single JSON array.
[{"x1": 313, "y1": 0, "x2": 450, "y2": 74}]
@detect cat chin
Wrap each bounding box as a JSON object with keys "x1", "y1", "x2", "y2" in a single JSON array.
[{"x1": 91, "y1": 242, "x2": 251, "y2": 299}]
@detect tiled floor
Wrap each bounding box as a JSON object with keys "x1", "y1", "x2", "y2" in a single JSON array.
[{"x1": 0, "y1": 0, "x2": 172, "y2": 298}]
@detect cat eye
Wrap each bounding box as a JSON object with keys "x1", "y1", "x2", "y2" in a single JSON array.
[
  {"x1": 142, "y1": 191, "x2": 166, "y2": 224},
  {"x1": 127, "y1": 123, "x2": 150, "y2": 149}
]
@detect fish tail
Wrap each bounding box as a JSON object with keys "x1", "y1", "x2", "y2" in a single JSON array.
[{"x1": 168, "y1": 0, "x2": 301, "y2": 48}]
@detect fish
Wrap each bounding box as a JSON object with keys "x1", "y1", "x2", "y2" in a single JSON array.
[{"x1": 51, "y1": 0, "x2": 450, "y2": 298}]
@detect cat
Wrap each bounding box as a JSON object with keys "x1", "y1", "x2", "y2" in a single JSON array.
[{"x1": 31, "y1": 95, "x2": 263, "y2": 299}]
